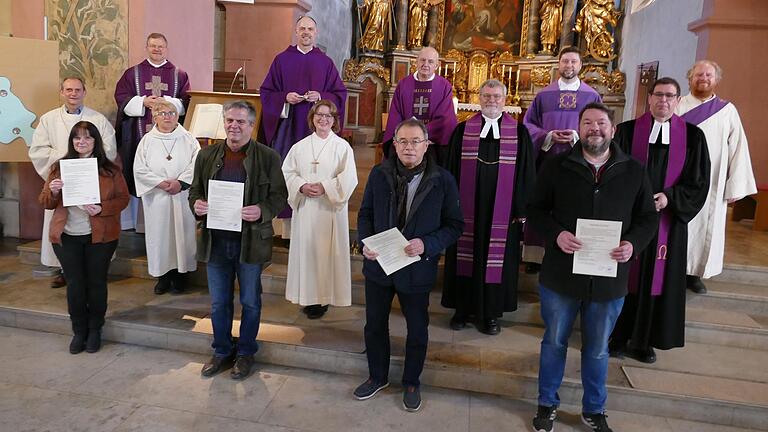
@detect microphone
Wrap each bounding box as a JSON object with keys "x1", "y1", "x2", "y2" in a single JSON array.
[{"x1": 229, "y1": 67, "x2": 243, "y2": 93}]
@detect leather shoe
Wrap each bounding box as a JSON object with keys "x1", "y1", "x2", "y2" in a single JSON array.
[
  {"x1": 69, "y1": 333, "x2": 87, "y2": 354},
  {"x1": 687, "y1": 276, "x2": 707, "y2": 294},
  {"x1": 479, "y1": 318, "x2": 500, "y2": 335},
  {"x1": 524, "y1": 263, "x2": 541, "y2": 274},
  {"x1": 608, "y1": 339, "x2": 626, "y2": 358},
  {"x1": 153, "y1": 278, "x2": 170, "y2": 295},
  {"x1": 449, "y1": 314, "x2": 468, "y2": 331},
  {"x1": 627, "y1": 346, "x2": 656, "y2": 364},
  {"x1": 201, "y1": 354, "x2": 235, "y2": 377},
  {"x1": 306, "y1": 304, "x2": 329, "y2": 320},
  {"x1": 51, "y1": 274, "x2": 66, "y2": 289},
  {"x1": 85, "y1": 330, "x2": 101, "y2": 353},
  {"x1": 231, "y1": 355, "x2": 255, "y2": 380}
]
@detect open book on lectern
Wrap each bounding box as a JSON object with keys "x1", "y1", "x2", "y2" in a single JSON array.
[{"x1": 188, "y1": 103, "x2": 226, "y2": 140}]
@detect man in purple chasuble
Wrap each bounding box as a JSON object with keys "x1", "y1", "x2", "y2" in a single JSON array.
[
  {"x1": 522, "y1": 47, "x2": 601, "y2": 274},
  {"x1": 259, "y1": 15, "x2": 347, "y2": 235},
  {"x1": 441, "y1": 80, "x2": 536, "y2": 335},
  {"x1": 610, "y1": 78, "x2": 710, "y2": 364},
  {"x1": 115, "y1": 33, "x2": 191, "y2": 198},
  {"x1": 382, "y1": 47, "x2": 457, "y2": 167}
]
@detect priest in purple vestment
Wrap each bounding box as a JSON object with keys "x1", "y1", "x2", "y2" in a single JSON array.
[
  {"x1": 609, "y1": 78, "x2": 710, "y2": 364},
  {"x1": 115, "y1": 33, "x2": 191, "y2": 197},
  {"x1": 522, "y1": 47, "x2": 601, "y2": 273},
  {"x1": 441, "y1": 79, "x2": 536, "y2": 336},
  {"x1": 382, "y1": 47, "x2": 457, "y2": 167},
  {"x1": 260, "y1": 16, "x2": 347, "y2": 161}
]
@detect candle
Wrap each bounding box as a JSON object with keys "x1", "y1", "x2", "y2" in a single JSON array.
[{"x1": 516, "y1": 69, "x2": 521, "y2": 94}]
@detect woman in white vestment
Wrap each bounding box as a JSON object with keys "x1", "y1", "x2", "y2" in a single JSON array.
[
  {"x1": 133, "y1": 100, "x2": 200, "y2": 295},
  {"x1": 282, "y1": 100, "x2": 358, "y2": 319}
]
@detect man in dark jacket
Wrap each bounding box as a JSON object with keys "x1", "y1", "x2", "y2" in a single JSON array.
[
  {"x1": 528, "y1": 103, "x2": 657, "y2": 432},
  {"x1": 353, "y1": 119, "x2": 463, "y2": 412},
  {"x1": 189, "y1": 100, "x2": 288, "y2": 381}
]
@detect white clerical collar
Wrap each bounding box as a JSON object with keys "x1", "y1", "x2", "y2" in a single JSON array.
[
  {"x1": 649, "y1": 119, "x2": 670, "y2": 145},
  {"x1": 296, "y1": 45, "x2": 314, "y2": 55},
  {"x1": 480, "y1": 114, "x2": 501, "y2": 139},
  {"x1": 558, "y1": 78, "x2": 580, "y2": 91},
  {"x1": 147, "y1": 59, "x2": 168, "y2": 68},
  {"x1": 414, "y1": 72, "x2": 435, "y2": 82}
]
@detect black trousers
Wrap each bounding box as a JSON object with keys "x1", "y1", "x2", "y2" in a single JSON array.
[
  {"x1": 52, "y1": 234, "x2": 118, "y2": 334},
  {"x1": 363, "y1": 280, "x2": 430, "y2": 387}
]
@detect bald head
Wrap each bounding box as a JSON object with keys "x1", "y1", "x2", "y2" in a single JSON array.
[
  {"x1": 295, "y1": 16, "x2": 318, "y2": 50},
  {"x1": 416, "y1": 47, "x2": 439, "y2": 81}
]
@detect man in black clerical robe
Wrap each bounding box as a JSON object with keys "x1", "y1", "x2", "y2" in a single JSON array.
[
  {"x1": 441, "y1": 79, "x2": 536, "y2": 335},
  {"x1": 610, "y1": 78, "x2": 710, "y2": 363}
]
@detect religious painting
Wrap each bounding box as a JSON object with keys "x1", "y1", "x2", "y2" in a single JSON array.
[
  {"x1": 441, "y1": 0, "x2": 526, "y2": 55},
  {"x1": 46, "y1": 0, "x2": 129, "y2": 121}
]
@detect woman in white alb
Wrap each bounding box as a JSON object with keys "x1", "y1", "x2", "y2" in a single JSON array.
[
  {"x1": 133, "y1": 100, "x2": 200, "y2": 295},
  {"x1": 282, "y1": 100, "x2": 358, "y2": 319}
]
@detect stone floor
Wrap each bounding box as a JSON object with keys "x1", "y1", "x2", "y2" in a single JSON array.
[{"x1": 0, "y1": 326, "x2": 760, "y2": 432}]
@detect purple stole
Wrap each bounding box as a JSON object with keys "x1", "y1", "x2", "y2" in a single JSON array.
[
  {"x1": 629, "y1": 112, "x2": 687, "y2": 296},
  {"x1": 457, "y1": 113, "x2": 518, "y2": 283},
  {"x1": 413, "y1": 80, "x2": 433, "y2": 122},
  {"x1": 680, "y1": 97, "x2": 729, "y2": 125}
]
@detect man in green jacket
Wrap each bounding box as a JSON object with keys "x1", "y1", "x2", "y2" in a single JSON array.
[{"x1": 189, "y1": 100, "x2": 287, "y2": 380}]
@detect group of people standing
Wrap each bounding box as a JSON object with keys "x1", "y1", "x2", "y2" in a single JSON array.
[{"x1": 26, "y1": 14, "x2": 757, "y2": 432}]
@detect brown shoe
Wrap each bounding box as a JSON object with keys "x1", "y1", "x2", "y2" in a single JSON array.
[{"x1": 51, "y1": 274, "x2": 66, "y2": 288}]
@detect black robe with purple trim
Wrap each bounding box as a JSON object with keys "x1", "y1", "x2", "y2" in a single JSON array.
[
  {"x1": 611, "y1": 119, "x2": 710, "y2": 350},
  {"x1": 441, "y1": 118, "x2": 536, "y2": 320}
]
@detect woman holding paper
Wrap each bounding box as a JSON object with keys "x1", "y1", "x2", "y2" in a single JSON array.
[
  {"x1": 39, "y1": 121, "x2": 130, "y2": 354},
  {"x1": 134, "y1": 100, "x2": 200, "y2": 295}
]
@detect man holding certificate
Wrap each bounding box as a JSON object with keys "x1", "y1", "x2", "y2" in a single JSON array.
[
  {"x1": 528, "y1": 103, "x2": 657, "y2": 432},
  {"x1": 189, "y1": 100, "x2": 288, "y2": 381},
  {"x1": 355, "y1": 119, "x2": 463, "y2": 412},
  {"x1": 610, "y1": 78, "x2": 710, "y2": 364}
]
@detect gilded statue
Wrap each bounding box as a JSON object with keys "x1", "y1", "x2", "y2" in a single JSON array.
[
  {"x1": 359, "y1": 0, "x2": 394, "y2": 52},
  {"x1": 407, "y1": 0, "x2": 444, "y2": 49},
  {"x1": 538, "y1": 0, "x2": 563, "y2": 55},
  {"x1": 574, "y1": 0, "x2": 622, "y2": 61}
]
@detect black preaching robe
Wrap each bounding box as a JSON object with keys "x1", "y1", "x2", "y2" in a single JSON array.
[
  {"x1": 611, "y1": 119, "x2": 710, "y2": 350},
  {"x1": 441, "y1": 118, "x2": 536, "y2": 320}
]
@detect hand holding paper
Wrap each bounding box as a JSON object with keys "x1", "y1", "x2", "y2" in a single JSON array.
[{"x1": 361, "y1": 228, "x2": 421, "y2": 276}]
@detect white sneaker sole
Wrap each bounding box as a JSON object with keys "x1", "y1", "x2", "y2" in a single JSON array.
[
  {"x1": 353, "y1": 382, "x2": 389, "y2": 401},
  {"x1": 403, "y1": 399, "x2": 422, "y2": 412}
]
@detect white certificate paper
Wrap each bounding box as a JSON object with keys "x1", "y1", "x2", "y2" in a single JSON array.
[
  {"x1": 206, "y1": 180, "x2": 244, "y2": 232},
  {"x1": 59, "y1": 158, "x2": 100, "y2": 207},
  {"x1": 573, "y1": 218, "x2": 623, "y2": 278},
  {"x1": 361, "y1": 227, "x2": 421, "y2": 276}
]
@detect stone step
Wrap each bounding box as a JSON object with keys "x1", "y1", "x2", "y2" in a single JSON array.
[{"x1": 1, "y1": 299, "x2": 765, "y2": 431}]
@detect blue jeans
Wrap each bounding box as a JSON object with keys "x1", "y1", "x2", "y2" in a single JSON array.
[
  {"x1": 537, "y1": 284, "x2": 624, "y2": 414},
  {"x1": 207, "y1": 235, "x2": 263, "y2": 357}
]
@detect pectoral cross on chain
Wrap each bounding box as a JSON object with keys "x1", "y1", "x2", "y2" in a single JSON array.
[
  {"x1": 145, "y1": 75, "x2": 168, "y2": 97},
  {"x1": 414, "y1": 96, "x2": 429, "y2": 116}
]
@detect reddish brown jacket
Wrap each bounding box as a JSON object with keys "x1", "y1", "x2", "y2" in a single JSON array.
[{"x1": 39, "y1": 164, "x2": 130, "y2": 245}]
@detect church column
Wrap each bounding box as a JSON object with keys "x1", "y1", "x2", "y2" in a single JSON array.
[
  {"x1": 395, "y1": 0, "x2": 408, "y2": 50},
  {"x1": 527, "y1": 0, "x2": 541, "y2": 56},
  {"x1": 425, "y1": 4, "x2": 441, "y2": 48},
  {"x1": 560, "y1": 0, "x2": 578, "y2": 50}
]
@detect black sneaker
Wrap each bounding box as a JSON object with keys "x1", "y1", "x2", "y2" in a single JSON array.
[
  {"x1": 532, "y1": 405, "x2": 557, "y2": 432},
  {"x1": 353, "y1": 379, "x2": 389, "y2": 400},
  {"x1": 581, "y1": 412, "x2": 613, "y2": 432},
  {"x1": 402, "y1": 386, "x2": 421, "y2": 412}
]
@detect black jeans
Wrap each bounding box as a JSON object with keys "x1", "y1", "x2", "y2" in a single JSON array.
[
  {"x1": 363, "y1": 280, "x2": 430, "y2": 387},
  {"x1": 52, "y1": 234, "x2": 118, "y2": 335}
]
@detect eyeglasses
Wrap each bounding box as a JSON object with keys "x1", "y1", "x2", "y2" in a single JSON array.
[
  {"x1": 154, "y1": 111, "x2": 177, "y2": 117},
  {"x1": 395, "y1": 138, "x2": 426, "y2": 148},
  {"x1": 480, "y1": 93, "x2": 504, "y2": 100},
  {"x1": 314, "y1": 113, "x2": 333, "y2": 119},
  {"x1": 650, "y1": 92, "x2": 678, "y2": 99}
]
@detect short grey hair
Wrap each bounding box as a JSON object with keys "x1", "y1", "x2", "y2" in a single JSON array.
[
  {"x1": 394, "y1": 118, "x2": 429, "y2": 141},
  {"x1": 223, "y1": 100, "x2": 257, "y2": 124},
  {"x1": 687, "y1": 60, "x2": 723, "y2": 82},
  {"x1": 479, "y1": 78, "x2": 507, "y2": 97}
]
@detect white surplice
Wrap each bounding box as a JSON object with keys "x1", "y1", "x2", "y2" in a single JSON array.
[
  {"x1": 28, "y1": 105, "x2": 116, "y2": 267},
  {"x1": 282, "y1": 132, "x2": 358, "y2": 306},
  {"x1": 676, "y1": 94, "x2": 757, "y2": 278},
  {"x1": 133, "y1": 125, "x2": 200, "y2": 277}
]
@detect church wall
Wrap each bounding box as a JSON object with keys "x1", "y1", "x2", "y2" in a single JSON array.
[
  {"x1": 618, "y1": 0, "x2": 703, "y2": 120},
  {"x1": 1, "y1": 0, "x2": 12, "y2": 36},
  {"x1": 10, "y1": 0, "x2": 44, "y2": 38},
  {"x1": 307, "y1": 0, "x2": 353, "y2": 72},
  {"x1": 692, "y1": 0, "x2": 768, "y2": 185},
  {"x1": 128, "y1": 0, "x2": 214, "y2": 92}
]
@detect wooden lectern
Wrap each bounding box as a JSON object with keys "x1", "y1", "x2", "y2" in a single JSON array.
[{"x1": 183, "y1": 91, "x2": 262, "y2": 140}]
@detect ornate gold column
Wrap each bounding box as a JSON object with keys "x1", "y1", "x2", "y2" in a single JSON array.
[
  {"x1": 559, "y1": 0, "x2": 577, "y2": 49},
  {"x1": 395, "y1": 0, "x2": 408, "y2": 50}
]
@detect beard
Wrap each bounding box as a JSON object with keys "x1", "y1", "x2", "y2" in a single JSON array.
[
  {"x1": 560, "y1": 69, "x2": 576, "y2": 79},
  {"x1": 583, "y1": 135, "x2": 610, "y2": 157}
]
